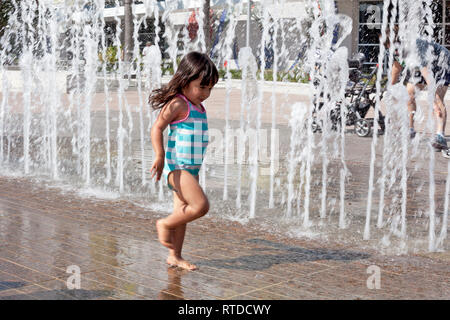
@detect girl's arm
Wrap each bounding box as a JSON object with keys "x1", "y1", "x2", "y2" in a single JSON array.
[{"x1": 150, "y1": 98, "x2": 187, "y2": 181}]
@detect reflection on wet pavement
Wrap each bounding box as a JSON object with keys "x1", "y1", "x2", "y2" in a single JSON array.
[{"x1": 157, "y1": 267, "x2": 189, "y2": 300}]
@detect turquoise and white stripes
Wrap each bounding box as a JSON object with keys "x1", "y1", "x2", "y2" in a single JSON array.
[{"x1": 163, "y1": 94, "x2": 209, "y2": 181}]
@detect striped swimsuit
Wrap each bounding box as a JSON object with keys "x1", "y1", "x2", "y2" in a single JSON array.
[{"x1": 162, "y1": 94, "x2": 209, "y2": 190}]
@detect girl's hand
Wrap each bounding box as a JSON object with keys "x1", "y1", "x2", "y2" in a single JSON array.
[{"x1": 150, "y1": 156, "x2": 164, "y2": 181}]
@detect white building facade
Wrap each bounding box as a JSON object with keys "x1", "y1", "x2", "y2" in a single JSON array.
[{"x1": 104, "y1": 0, "x2": 450, "y2": 68}]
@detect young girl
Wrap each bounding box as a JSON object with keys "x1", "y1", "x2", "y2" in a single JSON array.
[{"x1": 149, "y1": 51, "x2": 218, "y2": 270}]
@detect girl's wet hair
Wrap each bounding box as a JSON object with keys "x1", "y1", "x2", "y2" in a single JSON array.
[{"x1": 149, "y1": 51, "x2": 219, "y2": 110}]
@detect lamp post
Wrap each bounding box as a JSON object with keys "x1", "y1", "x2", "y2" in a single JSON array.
[{"x1": 246, "y1": 0, "x2": 251, "y2": 48}]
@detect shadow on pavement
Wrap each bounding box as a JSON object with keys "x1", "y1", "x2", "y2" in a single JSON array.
[
  {"x1": 195, "y1": 238, "x2": 371, "y2": 271},
  {"x1": 0, "y1": 281, "x2": 28, "y2": 291}
]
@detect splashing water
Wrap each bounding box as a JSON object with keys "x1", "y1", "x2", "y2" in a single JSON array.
[{"x1": 0, "y1": 0, "x2": 448, "y2": 253}]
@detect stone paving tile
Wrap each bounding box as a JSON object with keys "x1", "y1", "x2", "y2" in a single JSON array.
[
  {"x1": 181, "y1": 233, "x2": 268, "y2": 254},
  {"x1": 265, "y1": 282, "x2": 334, "y2": 300},
  {"x1": 24, "y1": 267, "x2": 149, "y2": 300},
  {"x1": 0, "y1": 205, "x2": 89, "y2": 236},
  {"x1": 98, "y1": 264, "x2": 211, "y2": 300},
  {"x1": 275, "y1": 280, "x2": 386, "y2": 300},
  {"x1": 121, "y1": 252, "x2": 300, "y2": 300},
  {"x1": 0, "y1": 278, "x2": 138, "y2": 300},
  {"x1": 0, "y1": 288, "x2": 39, "y2": 300},
  {"x1": 0, "y1": 270, "x2": 34, "y2": 293},
  {"x1": 156, "y1": 245, "x2": 321, "y2": 293},
  {"x1": 0, "y1": 251, "x2": 71, "y2": 281},
  {"x1": 183, "y1": 225, "x2": 282, "y2": 252},
  {"x1": 92, "y1": 261, "x2": 187, "y2": 295},
  {"x1": 0, "y1": 189, "x2": 107, "y2": 218},
  {"x1": 0, "y1": 270, "x2": 76, "y2": 300},
  {"x1": 0, "y1": 283, "x2": 78, "y2": 300},
  {"x1": 2, "y1": 211, "x2": 132, "y2": 254},
  {"x1": 0, "y1": 283, "x2": 10, "y2": 291},
  {"x1": 142, "y1": 266, "x2": 259, "y2": 299},
  {"x1": 0, "y1": 189, "x2": 260, "y2": 262},
  {"x1": 188, "y1": 261, "x2": 291, "y2": 287},
  {"x1": 0, "y1": 225, "x2": 211, "y2": 300},
  {"x1": 291, "y1": 268, "x2": 396, "y2": 300},
  {"x1": 73, "y1": 268, "x2": 178, "y2": 300},
  {"x1": 298, "y1": 265, "x2": 445, "y2": 299},
  {"x1": 403, "y1": 269, "x2": 450, "y2": 285},
  {"x1": 0, "y1": 214, "x2": 56, "y2": 243},
  {"x1": 228, "y1": 294, "x2": 262, "y2": 300},
  {"x1": 0, "y1": 217, "x2": 136, "y2": 269},
  {"x1": 66, "y1": 272, "x2": 149, "y2": 300},
  {"x1": 158, "y1": 255, "x2": 330, "y2": 300},
  {"x1": 0, "y1": 258, "x2": 60, "y2": 284},
  {"x1": 186, "y1": 248, "x2": 335, "y2": 280},
  {"x1": 331, "y1": 261, "x2": 448, "y2": 298},
  {"x1": 1, "y1": 243, "x2": 97, "y2": 272},
  {"x1": 351, "y1": 255, "x2": 450, "y2": 276},
  {"x1": 183, "y1": 226, "x2": 370, "y2": 269},
  {"x1": 1, "y1": 207, "x2": 117, "y2": 238},
  {"x1": 0, "y1": 242, "x2": 132, "y2": 286},
  {"x1": 129, "y1": 239, "x2": 372, "y2": 294},
  {"x1": 84, "y1": 231, "x2": 154, "y2": 250},
  {"x1": 7, "y1": 204, "x2": 154, "y2": 249},
  {"x1": 40, "y1": 238, "x2": 135, "y2": 267},
  {"x1": 229, "y1": 288, "x2": 295, "y2": 300},
  {"x1": 0, "y1": 206, "x2": 86, "y2": 235},
  {"x1": 0, "y1": 226, "x2": 148, "y2": 282},
  {"x1": 182, "y1": 264, "x2": 285, "y2": 290},
  {"x1": 0, "y1": 188, "x2": 294, "y2": 257},
  {"x1": 0, "y1": 210, "x2": 185, "y2": 278}
]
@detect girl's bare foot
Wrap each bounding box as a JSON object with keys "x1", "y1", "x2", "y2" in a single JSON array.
[
  {"x1": 156, "y1": 219, "x2": 174, "y2": 249},
  {"x1": 167, "y1": 256, "x2": 197, "y2": 271}
]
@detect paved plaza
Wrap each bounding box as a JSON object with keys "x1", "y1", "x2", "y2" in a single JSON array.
[
  {"x1": 0, "y1": 175, "x2": 448, "y2": 300},
  {"x1": 0, "y1": 83, "x2": 449, "y2": 300}
]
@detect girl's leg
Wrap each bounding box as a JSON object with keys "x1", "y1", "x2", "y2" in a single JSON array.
[
  {"x1": 166, "y1": 174, "x2": 201, "y2": 270},
  {"x1": 169, "y1": 223, "x2": 186, "y2": 258},
  {"x1": 156, "y1": 170, "x2": 209, "y2": 260},
  {"x1": 166, "y1": 201, "x2": 193, "y2": 269},
  {"x1": 156, "y1": 193, "x2": 186, "y2": 252}
]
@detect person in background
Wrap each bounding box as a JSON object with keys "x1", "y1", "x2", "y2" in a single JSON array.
[{"x1": 386, "y1": 26, "x2": 450, "y2": 157}]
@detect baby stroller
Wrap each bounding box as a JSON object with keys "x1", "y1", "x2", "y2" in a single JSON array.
[{"x1": 311, "y1": 53, "x2": 386, "y2": 137}]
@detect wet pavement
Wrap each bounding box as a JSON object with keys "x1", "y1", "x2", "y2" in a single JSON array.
[{"x1": 0, "y1": 175, "x2": 448, "y2": 300}]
